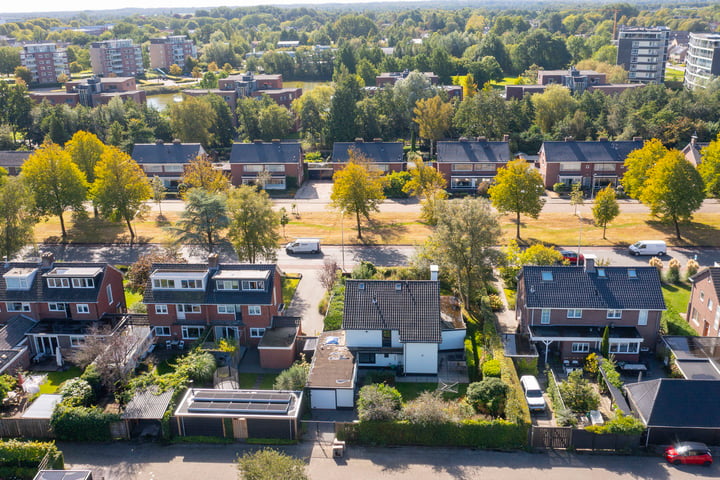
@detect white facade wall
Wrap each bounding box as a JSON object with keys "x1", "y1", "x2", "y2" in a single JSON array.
[
  {"x1": 345, "y1": 329, "x2": 401, "y2": 348},
  {"x1": 403, "y1": 343, "x2": 438, "y2": 374},
  {"x1": 310, "y1": 389, "x2": 336, "y2": 409},
  {"x1": 440, "y1": 329, "x2": 466, "y2": 351}
]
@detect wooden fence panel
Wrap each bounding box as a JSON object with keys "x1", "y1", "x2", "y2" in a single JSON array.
[{"x1": 0, "y1": 418, "x2": 54, "y2": 439}]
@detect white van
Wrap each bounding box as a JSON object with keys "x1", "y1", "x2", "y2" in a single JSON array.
[
  {"x1": 285, "y1": 238, "x2": 321, "y2": 254},
  {"x1": 628, "y1": 240, "x2": 666, "y2": 256},
  {"x1": 520, "y1": 375, "x2": 546, "y2": 413}
]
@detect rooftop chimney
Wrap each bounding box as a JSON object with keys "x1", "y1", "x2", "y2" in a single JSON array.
[
  {"x1": 477, "y1": 136, "x2": 487, "y2": 142},
  {"x1": 41, "y1": 252, "x2": 55, "y2": 269},
  {"x1": 373, "y1": 138, "x2": 383, "y2": 143},
  {"x1": 208, "y1": 253, "x2": 219, "y2": 271},
  {"x1": 690, "y1": 134, "x2": 697, "y2": 146},
  {"x1": 459, "y1": 137, "x2": 468, "y2": 142},
  {"x1": 430, "y1": 264, "x2": 439, "y2": 282},
  {"x1": 502, "y1": 134, "x2": 510, "y2": 142},
  {"x1": 632, "y1": 136, "x2": 643, "y2": 142},
  {"x1": 173, "y1": 139, "x2": 182, "y2": 145},
  {"x1": 584, "y1": 254, "x2": 597, "y2": 273},
  {"x1": 354, "y1": 138, "x2": 364, "y2": 143},
  {"x1": 598, "y1": 136, "x2": 608, "y2": 142},
  {"x1": 271, "y1": 139, "x2": 281, "y2": 143},
  {"x1": 564, "y1": 136, "x2": 573, "y2": 142},
  {"x1": 253, "y1": 139, "x2": 264, "y2": 144},
  {"x1": 155, "y1": 139, "x2": 164, "y2": 145}
]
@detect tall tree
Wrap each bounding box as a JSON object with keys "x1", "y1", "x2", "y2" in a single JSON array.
[
  {"x1": 170, "y1": 188, "x2": 229, "y2": 253},
  {"x1": 530, "y1": 84, "x2": 577, "y2": 134},
  {"x1": 424, "y1": 197, "x2": 501, "y2": 306},
  {"x1": 621, "y1": 139, "x2": 667, "y2": 200},
  {"x1": 328, "y1": 72, "x2": 362, "y2": 143},
  {"x1": 204, "y1": 94, "x2": 236, "y2": 149},
  {"x1": 413, "y1": 95, "x2": 453, "y2": 157},
  {"x1": 592, "y1": 186, "x2": 619, "y2": 239},
  {"x1": 0, "y1": 176, "x2": 36, "y2": 260},
  {"x1": 236, "y1": 448, "x2": 308, "y2": 480},
  {"x1": 489, "y1": 159, "x2": 546, "y2": 239},
  {"x1": 640, "y1": 150, "x2": 704, "y2": 240},
  {"x1": 90, "y1": 146, "x2": 152, "y2": 244},
  {"x1": 402, "y1": 156, "x2": 447, "y2": 224},
  {"x1": 21, "y1": 142, "x2": 88, "y2": 239},
  {"x1": 330, "y1": 151, "x2": 386, "y2": 239},
  {"x1": 168, "y1": 95, "x2": 216, "y2": 146},
  {"x1": 180, "y1": 155, "x2": 231, "y2": 197},
  {"x1": 150, "y1": 175, "x2": 167, "y2": 216},
  {"x1": 698, "y1": 135, "x2": 720, "y2": 198},
  {"x1": 65, "y1": 131, "x2": 106, "y2": 184},
  {"x1": 227, "y1": 185, "x2": 279, "y2": 263},
  {"x1": 258, "y1": 103, "x2": 294, "y2": 140}
]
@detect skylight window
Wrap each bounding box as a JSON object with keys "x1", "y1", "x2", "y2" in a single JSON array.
[
  {"x1": 628, "y1": 269, "x2": 637, "y2": 278},
  {"x1": 597, "y1": 268, "x2": 606, "y2": 278},
  {"x1": 541, "y1": 271, "x2": 553, "y2": 281}
]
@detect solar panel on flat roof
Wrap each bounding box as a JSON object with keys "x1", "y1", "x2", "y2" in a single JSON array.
[
  {"x1": 188, "y1": 400, "x2": 290, "y2": 415},
  {"x1": 192, "y1": 391, "x2": 292, "y2": 404}
]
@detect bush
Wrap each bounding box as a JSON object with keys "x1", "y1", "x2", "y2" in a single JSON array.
[
  {"x1": 598, "y1": 357, "x2": 623, "y2": 390},
  {"x1": 553, "y1": 182, "x2": 568, "y2": 193},
  {"x1": 498, "y1": 352, "x2": 531, "y2": 425},
  {"x1": 666, "y1": 258, "x2": 681, "y2": 284},
  {"x1": 80, "y1": 364, "x2": 102, "y2": 396},
  {"x1": 383, "y1": 170, "x2": 411, "y2": 198},
  {"x1": 485, "y1": 294, "x2": 504, "y2": 312},
  {"x1": 558, "y1": 369, "x2": 599, "y2": 413},
  {"x1": 357, "y1": 383, "x2": 402, "y2": 422},
  {"x1": 467, "y1": 378, "x2": 508, "y2": 417},
  {"x1": 0, "y1": 439, "x2": 64, "y2": 479},
  {"x1": 585, "y1": 410, "x2": 645, "y2": 435},
  {"x1": 50, "y1": 405, "x2": 120, "y2": 441},
  {"x1": 58, "y1": 378, "x2": 93, "y2": 407},
  {"x1": 175, "y1": 351, "x2": 216, "y2": 384},
  {"x1": 0, "y1": 374, "x2": 17, "y2": 401},
  {"x1": 401, "y1": 391, "x2": 452, "y2": 425},
  {"x1": 464, "y1": 337, "x2": 479, "y2": 382},
  {"x1": 649, "y1": 256, "x2": 663, "y2": 272},
  {"x1": 686, "y1": 259, "x2": 699, "y2": 279},
  {"x1": 481, "y1": 359, "x2": 502, "y2": 378},
  {"x1": 555, "y1": 408, "x2": 578, "y2": 427},
  {"x1": 274, "y1": 359, "x2": 310, "y2": 390},
  {"x1": 352, "y1": 261, "x2": 377, "y2": 279},
  {"x1": 236, "y1": 448, "x2": 308, "y2": 480},
  {"x1": 584, "y1": 352, "x2": 599, "y2": 376}
]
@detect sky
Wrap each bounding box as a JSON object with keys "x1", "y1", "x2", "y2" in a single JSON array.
[{"x1": 1, "y1": 0, "x2": 412, "y2": 15}]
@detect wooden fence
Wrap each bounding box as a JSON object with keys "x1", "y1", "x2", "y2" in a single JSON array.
[
  {"x1": 530, "y1": 426, "x2": 640, "y2": 451},
  {"x1": 0, "y1": 418, "x2": 54, "y2": 439}
]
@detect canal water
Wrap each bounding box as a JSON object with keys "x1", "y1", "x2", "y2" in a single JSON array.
[{"x1": 146, "y1": 93, "x2": 184, "y2": 111}]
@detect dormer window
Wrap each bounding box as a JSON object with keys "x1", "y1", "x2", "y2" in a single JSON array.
[
  {"x1": 180, "y1": 279, "x2": 203, "y2": 289},
  {"x1": 242, "y1": 280, "x2": 264, "y2": 291},
  {"x1": 216, "y1": 280, "x2": 239, "y2": 290},
  {"x1": 4, "y1": 268, "x2": 37, "y2": 291},
  {"x1": 72, "y1": 278, "x2": 94, "y2": 288},
  {"x1": 541, "y1": 271, "x2": 553, "y2": 281},
  {"x1": 153, "y1": 279, "x2": 175, "y2": 289},
  {"x1": 47, "y1": 278, "x2": 70, "y2": 288},
  {"x1": 395, "y1": 283, "x2": 402, "y2": 291}
]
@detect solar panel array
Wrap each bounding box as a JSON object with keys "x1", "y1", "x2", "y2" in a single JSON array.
[{"x1": 187, "y1": 390, "x2": 293, "y2": 415}]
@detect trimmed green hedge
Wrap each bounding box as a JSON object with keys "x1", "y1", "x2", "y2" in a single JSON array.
[
  {"x1": 338, "y1": 420, "x2": 528, "y2": 449},
  {"x1": 0, "y1": 439, "x2": 64, "y2": 480},
  {"x1": 50, "y1": 405, "x2": 120, "y2": 441},
  {"x1": 497, "y1": 349, "x2": 532, "y2": 425}
]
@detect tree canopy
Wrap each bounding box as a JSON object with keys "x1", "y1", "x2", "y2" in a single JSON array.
[
  {"x1": 227, "y1": 185, "x2": 279, "y2": 263},
  {"x1": 170, "y1": 188, "x2": 230, "y2": 253},
  {"x1": 489, "y1": 159, "x2": 546, "y2": 239}
]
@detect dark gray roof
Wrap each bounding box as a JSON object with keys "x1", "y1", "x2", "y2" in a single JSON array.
[
  {"x1": 624, "y1": 379, "x2": 720, "y2": 428},
  {"x1": 0, "y1": 262, "x2": 110, "y2": 304},
  {"x1": 662, "y1": 335, "x2": 720, "y2": 380},
  {"x1": 541, "y1": 140, "x2": 643, "y2": 163},
  {"x1": 131, "y1": 141, "x2": 205, "y2": 164},
  {"x1": 521, "y1": 266, "x2": 665, "y2": 310},
  {"x1": 436, "y1": 141, "x2": 511, "y2": 163},
  {"x1": 332, "y1": 142, "x2": 404, "y2": 163},
  {"x1": 0, "y1": 151, "x2": 31, "y2": 168},
  {"x1": 342, "y1": 280, "x2": 441, "y2": 343},
  {"x1": 142, "y1": 263, "x2": 278, "y2": 306},
  {"x1": 690, "y1": 267, "x2": 720, "y2": 300},
  {"x1": 121, "y1": 386, "x2": 174, "y2": 420},
  {"x1": 0, "y1": 315, "x2": 37, "y2": 349},
  {"x1": 229, "y1": 142, "x2": 302, "y2": 164}
]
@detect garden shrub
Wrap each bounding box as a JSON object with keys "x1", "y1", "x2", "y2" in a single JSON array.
[
  {"x1": 585, "y1": 410, "x2": 645, "y2": 435},
  {"x1": 0, "y1": 439, "x2": 64, "y2": 479},
  {"x1": 0, "y1": 374, "x2": 17, "y2": 400},
  {"x1": 464, "y1": 336, "x2": 479, "y2": 382},
  {"x1": 175, "y1": 351, "x2": 216, "y2": 383},
  {"x1": 50, "y1": 405, "x2": 120, "y2": 441},
  {"x1": 553, "y1": 182, "x2": 568, "y2": 193},
  {"x1": 497, "y1": 350, "x2": 532, "y2": 425},
  {"x1": 80, "y1": 363, "x2": 102, "y2": 395},
  {"x1": 58, "y1": 378, "x2": 93, "y2": 407},
  {"x1": 352, "y1": 261, "x2": 377, "y2": 279},
  {"x1": 481, "y1": 359, "x2": 502, "y2": 378},
  {"x1": 666, "y1": 258, "x2": 681, "y2": 284},
  {"x1": 513, "y1": 357, "x2": 538, "y2": 376},
  {"x1": 649, "y1": 256, "x2": 663, "y2": 272},
  {"x1": 584, "y1": 352, "x2": 599, "y2": 376},
  {"x1": 686, "y1": 259, "x2": 699, "y2": 279},
  {"x1": 357, "y1": 384, "x2": 402, "y2": 422},
  {"x1": 485, "y1": 294, "x2": 504, "y2": 312},
  {"x1": 383, "y1": 170, "x2": 411, "y2": 198},
  {"x1": 555, "y1": 408, "x2": 578, "y2": 427},
  {"x1": 558, "y1": 369, "x2": 600, "y2": 413},
  {"x1": 467, "y1": 378, "x2": 508, "y2": 417},
  {"x1": 598, "y1": 357, "x2": 623, "y2": 390},
  {"x1": 401, "y1": 391, "x2": 452, "y2": 425},
  {"x1": 323, "y1": 283, "x2": 345, "y2": 331},
  {"x1": 273, "y1": 359, "x2": 310, "y2": 390}
]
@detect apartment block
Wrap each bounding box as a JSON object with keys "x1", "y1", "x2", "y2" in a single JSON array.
[
  {"x1": 616, "y1": 26, "x2": 670, "y2": 84},
  {"x1": 148, "y1": 35, "x2": 197, "y2": 70},
  {"x1": 20, "y1": 43, "x2": 69, "y2": 85},
  {"x1": 684, "y1": 33, "x2": 720, "y2": 90},
  {"x1": 89, "y1": 39, "x2": 144, "y2": 77}
]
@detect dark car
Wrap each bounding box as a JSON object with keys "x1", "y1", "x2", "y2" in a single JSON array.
[
  {"x1": 665, "y1": 441, "x2": 713, "y2": 466},
  {"x1": 558, "y1": 249, "x2": 584, "y2": 265}
]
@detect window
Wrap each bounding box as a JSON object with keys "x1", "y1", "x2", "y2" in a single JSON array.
[
  {"x1": 154, "y1": 326, "x2": 171, "y2": 336},
  {"x1": 177, "y1": 304, "x2": 201, "y2": 313},
  {"x1": 638, "y1": 310, "x2": 648, "y2": 326},
  {"x1": 714, "y1": 309, "x2": 720, "y2": 332},
  {"x1": 541, "y1": 309, "x2": 551, "y2": 324},
  {"x1": 106, "y1": 285, "x2": 113, "y2": 304},
  {"x1": 597, "y1": 269, "x2": 606, "y2": 278},
  {"x1": 559, "y1": 162, "x2": 582, "y2": 171},
  {"x1": 72, "y1": 278, "x2": 94, "y2": 288},
  {"x1": 266, "y1": 164, "x2": 284, "y2": 172},
  {"x1": 155, "y1": 304, "x2": 168, "y2": 314},
  {"x1": 628, "y1": 269, "x2": 637, "y2": 279},
  {"x1": 700, "y1": 291, "x2": 705, "y2": 303},
  {"x1": 607, "y1": 310, "x2": 622, "y2": 319},
  {"x1": 7, "y1": 302, "x2": 30, "y2": 312},
  {"x1": 181, "y1": 326, "x2": 203, "y2": 339},
  {"x1": 70, "y1": 336, "x2": 85, "y2": 347},
  {"x1": 594, "y1": 163, "x2": 616, "y2": 172},
  {"x1": 475, "y1": 163, "x2": 495, "y2": 171},
  {"x1": 76, "y1": 304, "x2": 90, "y2": 314},
  {"x1": 218, "y1": 304, "x2": 235, "y2": 314},
  {"x1": 452, "y1": 163, "x2": 473, "y2": 172},
  {"x1": 709, "y1": 299, "x2": 714, "y2": 312},
  {"x1": 164, "y1": 164, "x2": 184, "y2": 172},
  {"x1": 358, "y1": 352, "x2": 376, "y2": 364},
  {"x1": 382, "y1": 329, "x2": 391, "y2": 347},
  {"x1": 571, "y1": 343, "x2": 590, "y2": 353},
  {"x1": 244, "y1": 164, "x2": 263, "y2": 172},
  {"x1": 153, "y1": 278, "x2": 175, "y2": 289},
  {"x1": 47, "y1": 278, "x2": 70, "y2": 288},
  {"x1": 48, "y1": 303, "x2": 66, "y2": 312},
  {"x1": 541, "y1": 271, "x2": 553, "y2": 281},
  {"x1": 180, "y1": 279, "x2": 203, "y2": 289},
  {"x1": 216, "y1": 280, "x2": 239, "y2": 290},
  {"x1": 609, "y1": 342, "x2": 639, "y2": 354},
  {"x1": 248, "y1": 305, "x2": 261, "y2": 316},
  {"x1": 567, "y1": 309, "x2": 582, "y2": 319},
  {"x1": 242, "y1": 280, "x2": 264, "y2": 291},
  {"x1": 5, "y1": 277, "x2": 29, "y2": 290},
  {"x1": 250, "y1": 328, "x2": 265, "y2": 338},
  {"x1": 692, "y1": 309, "x2": 699, "y2": 325}
]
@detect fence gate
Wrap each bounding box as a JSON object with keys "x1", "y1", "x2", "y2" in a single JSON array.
[{"x1": 531, "y1": 426, "x2": 572, "y2": 449}]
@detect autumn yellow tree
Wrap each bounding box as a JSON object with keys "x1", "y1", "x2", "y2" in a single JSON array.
[
  {"x1": 180, "y1": 155, "x2": 231, "y2": 197},
  {"x1": 413, "y1": 95, "x2": 454, "y2": 157},
  {"x1": 403, "y1": 155, "x2": 447, "y2": 224},
  {"x1": 621, "y1": 139, "x2": 668, "y2": 200},
  {"x1": 65, "y1": 131, "x2": 106, "y2": 216}
]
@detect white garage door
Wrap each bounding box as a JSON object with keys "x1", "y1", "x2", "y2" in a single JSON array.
[{"x1": 311, "y1": 389, "x2": 336, "y2": 409}]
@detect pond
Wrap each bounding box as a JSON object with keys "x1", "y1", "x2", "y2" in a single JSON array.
[{"x1": 146, "y1": 93, "x2": 183, "y2": 111}]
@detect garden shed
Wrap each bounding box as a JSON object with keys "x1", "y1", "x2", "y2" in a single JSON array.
[{"x1": 121, "y1": 387, "x2": 174, "y2": 439}]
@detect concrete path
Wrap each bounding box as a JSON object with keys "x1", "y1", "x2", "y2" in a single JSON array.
[{"x1": 285, "y1": 268, "x2": 326, "y2": 337}]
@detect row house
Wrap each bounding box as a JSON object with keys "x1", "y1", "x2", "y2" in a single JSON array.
[
  {"x1": 516, "y1": 258, "x2": 666, "y2": 364},
  {"x1": 131, "y1": 140, "x2": 206, "y2": 191},
  {"x1": 686, "y1": 267, "x2": 720, "y2": 337},
  {"x1": 143, "y1": 256, "x2": 296, "y2": 366},
  {"x1": 435, "y1": 137, "x2": 512, "y2": 191},
  {"x1": 332, "y1": 139, "x2": 404, "y2": 174},
  {"x1": 0, "y1": 253, "x2": 126, "y2": 361},
  {"x1": 228, "y1": 140, "x2": 303, "y2": 190},
  {"x1": 538, "y1": 138, "x2": 644, "y2": 190}
]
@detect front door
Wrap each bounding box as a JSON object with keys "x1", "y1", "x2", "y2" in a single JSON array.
[
  {"x1": 36, "y1": 336, "x2": 59, "y2": 355},
  {"x1": 703, "y1": 321, "x2": 710, "y2": 336},
  {"x1": 177, "y1": 305, "x2": 186, "y2": 320}
]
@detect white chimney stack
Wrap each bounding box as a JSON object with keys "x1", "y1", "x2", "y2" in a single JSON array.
[{"x1": 430, "y1": 265, "x2": 439, "y2": 281}]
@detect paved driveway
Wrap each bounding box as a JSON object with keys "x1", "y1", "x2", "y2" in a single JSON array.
[{"x1": 294, "y1": 180, "x2": 334, "y2": 200}]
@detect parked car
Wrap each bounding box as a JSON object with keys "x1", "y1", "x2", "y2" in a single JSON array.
[
  {"x1": 665, "y1": 441, "x2": 713, "y2": 466},
  {"x1": 558, "y1": 249, "x2": 584, "y2": 264},
  {"x1": 519, "y1": 375, "x2": 546, "y2": 413},
  {"x1": 628, "y1": 240, "x2": 666, "y2": 256}
]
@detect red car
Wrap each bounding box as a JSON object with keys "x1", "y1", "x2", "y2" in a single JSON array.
[
  {"x1": 558, "y1": 249, "x2": 584, "y2": 265},
  {"x1": 665, "y1": 442, "x2": 713, "y2": 466}
]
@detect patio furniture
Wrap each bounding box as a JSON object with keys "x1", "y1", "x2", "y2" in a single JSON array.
[
  {"x1": 178, "y1": 341, "x2": 185, "y2": 350},
  {"x1": 165, "y1": 340, "x2": 172, "y2": 350}
]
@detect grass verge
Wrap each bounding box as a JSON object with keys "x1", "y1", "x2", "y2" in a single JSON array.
[{"x1": 281, "y1": 274, "x2": 301, "y2": 306}]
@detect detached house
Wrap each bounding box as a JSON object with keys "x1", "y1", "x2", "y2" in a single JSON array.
[
  {"x1": 686, "y1": 267, "x2": 720, "y2": 337},
  {"x1": 516, "y1": 258, "x2": 665, "y2": 364},
  {"x1": 332, "y1": 139, "x2": 404, "y2": 174},
  {"x1": 131, "y1": 140, "x2": 206, "y2": 191},
  {"x1": 681, "y1": 135, "x2": 709, "y2": 167},
  {"x1": 342, "y1": 268, "x2": 465, "y2": 375},
  {"x1": 0, "y1": 253, "x2": 126, "y2": 361},
  {"x1": 538, "y1": 138, "x2": 643, "y2": 190},
  {"x1": 229, "y1": 140, "x2": 303, "y2": 190},
  {"x1": 435, "y1": 137, "x2": 512, "y2": 191}
]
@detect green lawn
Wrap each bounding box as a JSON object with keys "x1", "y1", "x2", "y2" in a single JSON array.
[
  {"x1": 281, "y1": 275, "x2": 301, "y2": 306},
  {"x1": 238, "y1": 373, "x2": 257, "y2": 389},
  {"x1": 36, "y1": 367, "x2": 83, "y2": 394},
  {"x1": 259, "y1": 374, "x2": 278, "y2": 390},
  {"x1": 662, "y1": 282, "x2": 691, "y2": 313},
  {"x1": 125, "y1": 288, "x2": 143, "y2": 309},
  {"x1": 395, "y1": 382, "x2": 467, "y2": 402}
]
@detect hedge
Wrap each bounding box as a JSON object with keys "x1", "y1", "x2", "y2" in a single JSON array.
[
  {"x1": 0, "y1": 439, "x2": 64, "y2": 480},
  {"x1": 338, "y1": 419, "x2": 528, "y2": 449},
  {"x1": 50, "y1": 405, "x2": 120, "y2": 441},
  {"x1": 496, "y1": 348, "x2": 532, "y2": 425},
  {"x1": 323, "y1": 283, "x2": 345, "y2": 331},
  {"x1": 464, "y1": 337, "x2": 479, "y2": 382}
]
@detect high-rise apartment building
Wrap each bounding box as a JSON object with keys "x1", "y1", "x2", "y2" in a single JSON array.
[
  {"x1": 20, "y1": 43, "x2": 70, "y2": 84},
  {"x1": 684, "y1": 33, "x2": 720, "y2": 90},
  {"x1": 89, "y1": 39, "x2": 144, "y2": 77},
  {"x1": 148, "y1": 35, "x2": 197, "y2": 70},
  {"x1": 616, "y1": 26, "x2": 670, "y2": 84}
]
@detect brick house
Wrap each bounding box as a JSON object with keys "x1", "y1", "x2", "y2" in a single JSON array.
[
  {"x1": 435, "y1": 137, "x2": 512, "y2": 191},
  {"x1": 686, "y1": 267, "x2": 720, "y2": 337},
  {"x1": 0, "y1": 253, "x2": 126, "y2": 360},
  {"x1": 516, "y1": 258, "x2": 666, "y2": 364},
  {"x1": 0, "y1": 151, "x2": 31, "y2": 176},
  {"x1": 131, "y1": 140, "x2": 206, "y2": 191},
  {"x1": 538, "y1": 138, "x2": 643, "y2": 190},
  {"x1": 143, "y1": 256, "x2": 297, "y2": 367},
  {"x1": 332, "y1": 139, "x2": 404, "y2": 174},
  {"x1": 228, "y1": 140, "x2": 303, "y2": 190}
]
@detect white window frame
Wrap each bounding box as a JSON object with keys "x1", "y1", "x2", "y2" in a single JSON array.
[
  {"x1": 241, "y1": 280, "x2": 264, "y2": 291},
  {"x1": 48, "y1": 303, "x2": 66, "y2": 312},
  {"x1": 177, "y1": 304, "x2": 201, "y2": 313},
  {"x1": 607, "y1": 310, "x2": 622, "y2": 319},
  {"x1": 217, "y1": 304, "x2": 235, "y2": 314},
  {"x1": 76, "y1": 304, "x2": 90, "y2": 314},
  {"x1": 571, "y1": 343, "x2": 590, "y2": 353},
  {"x1": 250, "y1": 328, "x2": 265, "y2": 338},
  {"x1": 248, "y1": 305, "x2": 261, "y2": 316},
  {"x1": 106, "y1": 284, "x2": 113, "y2": 304},
  {"x1": 692, "y1": 309, "x2": 699, "y2": 325},
  {"x1": 540, "y1": 309, "x2": 551, "y2": 324},
  {"x1": 72, "y1": 278, "x2": 94, "y2": 288},
  {"x1": 70, "y1": 336, "x2": 84, "y2": 347},
  {"x1": 567, "y1": 309, "x2": 582, "y2": 319},
  {"x1": 609, "y1": 342, "x2": 640, "y2": 354},
  {"x1": 709, "y1": 299, "x2": 714, "y2": 312},
  {"x1": 714, "y1": 309, "x2": 720, "y2": 332},
  {"x1": 216, "y1": 280, "x2": 239, "y2": 290},
  {"x1": 154, "y1": 326, "x2": 171, "y2": 336},
  {"x1": 700, "y1": 291, "x2": 705, "y2": 303},
  {"x1": 155, "y1": 304, "x2": 168, "y2": 314},
  {"x1": 153, "y1": 278, "x2": 176, "y2": 289},
  {"x1": 180, "y1": 279, "x2": 203, "y2": 289},
  {"x1": 7, "y1": 302, "x2": 30, "y2": 312},
  {"x1": 181, "y1": 326, "x2": 203, "y2": 339},
  {"x1": 638, "y1": 310, "x2": 648, "y2": 326},
  {"x1": 47, "y1": 278, "x2": 70, "y2": 288}
]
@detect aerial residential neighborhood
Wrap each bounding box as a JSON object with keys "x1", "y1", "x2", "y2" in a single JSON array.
[{"x1": 2, "y1": 0, "x2": 720, "y2": 479}]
